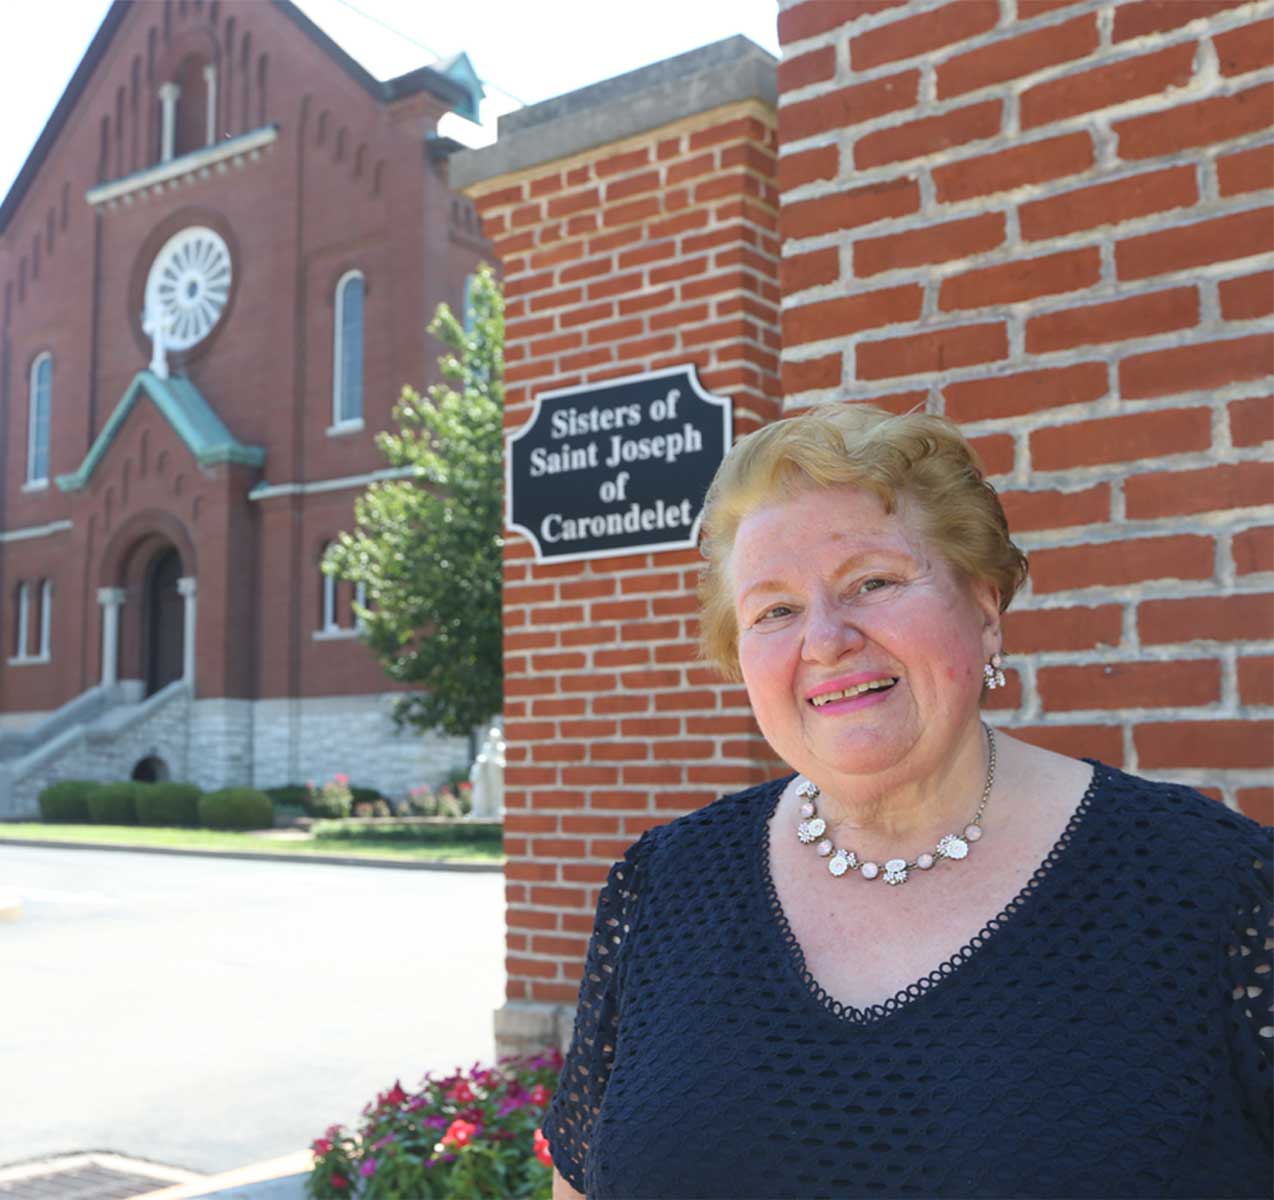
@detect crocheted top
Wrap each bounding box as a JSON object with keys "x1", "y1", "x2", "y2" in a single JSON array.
[{"x1": 543, "y1": 762, "x2": 1273, "y2": 1199}]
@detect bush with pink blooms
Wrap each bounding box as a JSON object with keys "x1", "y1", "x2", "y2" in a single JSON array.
[
  {"x1": 306, "y1": 1050, "x2": 561, "y2": 1199},
  {"x1": 306, "y1": 774, "x2": 353, "y2": 819}
]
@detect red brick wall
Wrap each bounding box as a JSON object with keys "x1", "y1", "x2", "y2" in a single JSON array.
[
  {"x1": 778, "y1": 0, "x2": 1272, "y2": 822},
  {"x1": 466, "y1": 101, "x2": 785, "y2": 1007}
]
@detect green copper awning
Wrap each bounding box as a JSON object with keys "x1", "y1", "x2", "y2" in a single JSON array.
[{"x1": 56, "y1": 370, "x2": 265, "y2": 492}]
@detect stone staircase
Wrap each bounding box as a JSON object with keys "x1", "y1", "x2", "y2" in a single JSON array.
[{"x1": 0, "y1": 680, "x2": 191, "y2": 818}]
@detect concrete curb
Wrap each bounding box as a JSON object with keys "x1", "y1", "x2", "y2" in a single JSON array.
[
  {"x1": 130, "y1": 1150, "x2": 312, "y2": 1199},
  {"x1": 0, "y1": 837, "x2": 503, "y2": 872}
]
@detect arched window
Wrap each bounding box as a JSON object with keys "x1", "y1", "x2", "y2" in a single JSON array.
[
  {"x1": 27, "y1": 353, "x2": 51, "y2": 486},
  {"x1": 352, "y1": 581, "x2": 368, "y2": 630},
  {"x1": 332, "y1": 271, "x2": 364, "y2": 429},
  {"x1": 13, "y1": 582, "x2": 29, "y2": 660},
  {"x1": 321, "y1": 567, "x2": 338, "y2": 632},
  {"x1": 38, "y1": 579, "x2": 52, "y2": 660},
  {"x1": 462, "y1": 272, "x2": 476, "y2": 333}
]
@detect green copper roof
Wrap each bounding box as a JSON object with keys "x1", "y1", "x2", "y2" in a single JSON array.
[{"x1": 56, "y1": 370, "x2": 266, "y2": 492}]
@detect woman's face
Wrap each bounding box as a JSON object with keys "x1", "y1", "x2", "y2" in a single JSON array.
[{"x1": 731, "y1": 483, "x2": 1001, "y2": 788}]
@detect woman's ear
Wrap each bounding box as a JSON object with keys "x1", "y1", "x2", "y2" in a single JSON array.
[{"x1": 974, "y1": 579, "x2": 1003, "y2": 659}]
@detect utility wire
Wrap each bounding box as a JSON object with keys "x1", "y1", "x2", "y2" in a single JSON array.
[{"x1": 328, "y1": 0, "x2": 529, "y2": 109}]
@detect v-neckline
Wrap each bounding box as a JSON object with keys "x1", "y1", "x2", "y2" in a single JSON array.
[{"x1": 755, "y1": 760, "x2": 1104, "y2": 1027}]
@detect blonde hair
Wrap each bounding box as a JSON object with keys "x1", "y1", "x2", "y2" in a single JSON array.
[{"x1": 698, "y1": 404, "x2": 1028, "y2": 680}]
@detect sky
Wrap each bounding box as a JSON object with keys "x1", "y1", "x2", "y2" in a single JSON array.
[{"x1": 0, "y1": 0, "x2": 781, "y2": 203}]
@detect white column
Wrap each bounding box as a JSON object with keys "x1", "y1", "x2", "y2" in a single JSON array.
[
  {"x1": 177, "y1": 576, "x2": 197, "y2": 689},
  {"x1": 97, "y1": 587, "x2": 125, "y2": 687},
  {"x1": 202, "y1": 64, "x2": 217, "y2": 147},
  {"x1": 159, "y1": 82, "x2": 180, "y2": 163}
]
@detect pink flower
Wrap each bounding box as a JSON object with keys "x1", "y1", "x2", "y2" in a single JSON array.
[
  {"x1": 529, "y1": 1084, "x2": 551, "y2": 1106},
  {"x1": 334, "y1": 773, "x2": 349, "y2": 784},
  {"x1": 311, "y1": 1137, "x2": 332, "y2": 1155},
  {"x1": 359, "y1": 1158, "x2": 378, "y2": 1178}
]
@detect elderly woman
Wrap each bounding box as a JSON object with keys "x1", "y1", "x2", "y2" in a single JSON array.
[{"x1": 543, "y1": 404, "x2": 1271, "y2": 1200}]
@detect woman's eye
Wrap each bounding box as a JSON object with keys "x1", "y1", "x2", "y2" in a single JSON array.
[
  {"x1": 859, "y1": 578, "x2": 892, "y2": 594},
  {"x1": 757, "y1": 604, "x2": 793, "y2": 622}
]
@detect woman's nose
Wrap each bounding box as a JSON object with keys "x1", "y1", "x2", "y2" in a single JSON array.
[{"x1": 800, "y1": 598, "x2": 865, "y2": 664}]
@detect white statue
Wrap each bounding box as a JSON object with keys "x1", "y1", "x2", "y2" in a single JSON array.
[
  {"x1": 468, "y1": 720, "x2": 505, "y2": 819},
  {"x1": 142, "y1": 302, "x2": 173, "y2": 379}
]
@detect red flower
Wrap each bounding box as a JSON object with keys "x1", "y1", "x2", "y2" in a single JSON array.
[
  {"x1": 311, "y1": 1137, "x2": 332, "y2": 1155},
  {"x1": 447, "y1": 1080, "x2": 475, "y2": 1104},
  {"x1": 378, "y1": 1081, "x2": 408, "y2": 1108},
  {"x1": 533, "y1": 1128, "x2": 553, "y2": 1169},
  {"x1": 529, "y1": 1084, "x2": 551, "y2": 1106},
  {"x1": 442, "y1": 1118, "x2": 478, "y2": 1149},
  {"x1": 330, "y1": 1173, "x2": 348, "y2": 1189}
]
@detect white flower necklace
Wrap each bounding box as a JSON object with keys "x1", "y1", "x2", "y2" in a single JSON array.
[{"x1": 795, "y1": 724, "x2": 997, "y2": 886}]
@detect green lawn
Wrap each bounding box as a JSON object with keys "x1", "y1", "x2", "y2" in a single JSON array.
[{"x1": 0, "y1": 822, "x2": 504, "y2": 864}]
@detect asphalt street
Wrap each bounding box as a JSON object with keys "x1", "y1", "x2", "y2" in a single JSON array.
[{"x1": 0, "y1": 846, "x2": 506, "y2": 1176}]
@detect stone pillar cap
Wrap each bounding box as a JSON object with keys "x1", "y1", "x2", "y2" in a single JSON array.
[{"x1": 450, "y1": 35, "x2": 776, "y2": 191}]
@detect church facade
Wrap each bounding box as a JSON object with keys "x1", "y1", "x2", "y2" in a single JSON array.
[{"x1": 0, "y1": 0, "x2": 489, "y2": 813}]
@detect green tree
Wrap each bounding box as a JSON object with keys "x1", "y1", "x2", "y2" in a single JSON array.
[{"x1": 324, "y1": 265, "x2": 503, "y2": 737}]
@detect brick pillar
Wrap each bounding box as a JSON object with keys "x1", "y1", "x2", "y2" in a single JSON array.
[
  {"x1": 776, "y1": 0, "x2": 1273, "y2": 819},
  {"x1": 452, "y1": 38, "x2": 783, "y2": 1053}
]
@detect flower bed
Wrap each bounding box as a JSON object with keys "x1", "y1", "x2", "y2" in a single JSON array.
[{"x1": 307, "y1": 1050, "x2": 561, "y2": 1198}]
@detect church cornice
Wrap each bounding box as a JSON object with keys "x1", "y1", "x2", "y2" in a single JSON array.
[
  {"x1": 56, "y1": 371, "x2": 265, "y2": 493},
  {"x1": 0, "y1": 0, "x2": 471, "y2": 236},
  {"x1": 86, "y1": 126, "x2": 278, "y2": 212}
]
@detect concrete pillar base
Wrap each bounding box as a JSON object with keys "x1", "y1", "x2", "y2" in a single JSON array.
[{"x1": 493, "y1": 1000, "x2": 575, "y2": 1060}]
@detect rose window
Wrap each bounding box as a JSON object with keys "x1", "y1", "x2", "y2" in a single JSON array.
[{"x1": 143, "y1": 227, "x2": 232, "y2": 351}]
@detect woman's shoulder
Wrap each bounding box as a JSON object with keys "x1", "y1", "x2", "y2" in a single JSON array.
[
  {"x1": 626, "y1": 774, "x2": 791, "y2": 866},
  {"x1": 1087, "y1": 758, "x2": 1271, "y2": 873}
]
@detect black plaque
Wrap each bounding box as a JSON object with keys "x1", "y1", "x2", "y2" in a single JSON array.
[{"x1": 506, "y1": 365, "x2": 732, "y2": 563}]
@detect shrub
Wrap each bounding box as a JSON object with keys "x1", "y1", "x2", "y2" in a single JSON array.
[
  {"x1": 350, "y1": 784, "x2": 383, "y2": 806},
  {"x1": 306, "y1": 775, "x2": 352, "y2": 819},
  {"x1": 312, "y1": 819, "x2": 502, "y2": 846},
  {"x1": 308, "y1": 1049, "x2": 562, "y2": 1199},
  {"x1": 199, "y1": 787, "x2": 273, "y2": 831},
  {"x1": 37, "y1": 780, "x2": 101, "y2": 823},
  {"x1": 265, "y1": 784, "x2": 309, "y2": 808},
  {"x1": 135, "y1": 782, "x2": 202, "y2": 827},
  {"x1": 87, "y1": 782, "x2": 141, "y2": 825}
]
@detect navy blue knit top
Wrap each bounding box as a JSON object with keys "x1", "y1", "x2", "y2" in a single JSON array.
[{"x1": 543, "y1": 762, "x2": 1273, "y2": 1199}]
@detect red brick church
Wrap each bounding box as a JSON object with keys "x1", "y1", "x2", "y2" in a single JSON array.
[{"x1": 0, "y1": 0, "x2": 489, "y2": 813}]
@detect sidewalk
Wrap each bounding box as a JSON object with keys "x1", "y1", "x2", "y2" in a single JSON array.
[
  {"x1": 2, "y1": 836, "x2": 497, "y2": 1197},
  {"x1": 0, "y1": 833, "x2": 501, "y2": 872}
]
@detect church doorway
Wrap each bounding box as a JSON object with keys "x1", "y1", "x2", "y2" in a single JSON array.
[{"x1": 144, "y1": 547, "x2": 184, "y2": 695}]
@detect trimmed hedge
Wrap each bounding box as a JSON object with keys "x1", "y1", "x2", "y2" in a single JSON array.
[
  {"x1": 350, "y1": 784, "x2": 384, "y2": 805},
  {"x1": 199, "y1": 787, "x2": 273, "y2": 831},
  {"x1": 265, "y1": 784, "x2": 309, "y2": 808},
  {"x1": 135, "y1": 782, "x2": 202, "y2": 827},
  {"x1": 37, "y1": 780, "x2": 102, "y2": 823},
  {"x1": 87, "y1": 782, "x2": 141, "y2": 825}
]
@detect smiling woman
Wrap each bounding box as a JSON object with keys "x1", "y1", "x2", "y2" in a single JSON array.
[{"x1": 542, "y1": 404, "x2": 1272, "y2": 1200}]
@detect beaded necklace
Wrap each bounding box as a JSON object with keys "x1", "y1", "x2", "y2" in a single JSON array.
[{"x1": 795, "y1": 724, "x2": 996, "y2": 886}]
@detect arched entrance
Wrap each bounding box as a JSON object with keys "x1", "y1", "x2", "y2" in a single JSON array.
[{"x1": 144, "y1": 547, "x2": 184, "y2": 695}]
